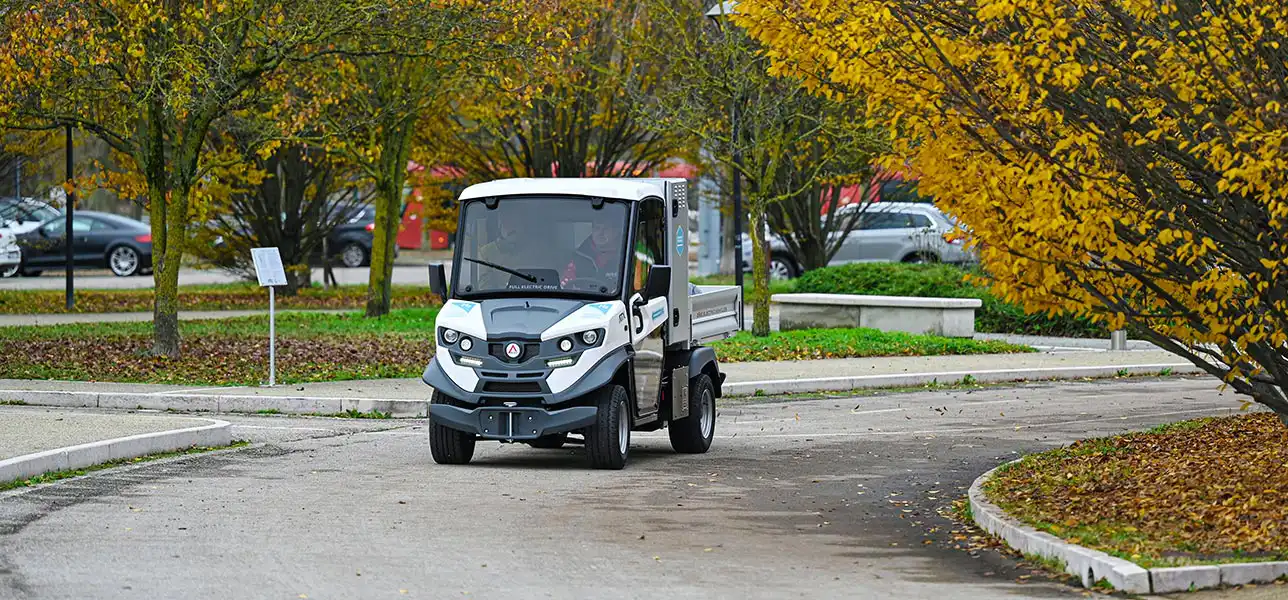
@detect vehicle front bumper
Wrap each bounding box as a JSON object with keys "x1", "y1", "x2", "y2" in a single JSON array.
[{"x1": 429, "y1": 404, "x2": 598, "y2": 440}]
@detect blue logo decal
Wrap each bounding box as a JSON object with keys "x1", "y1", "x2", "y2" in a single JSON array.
[
  {"x1": 452, "y1": 301, "x2": 475, "y2": 313},
  {"x1": 588, "y1": 303, "x2": 613, "y2": 314},
  {"x1": 675, "y1": 226, "x2": 685, "y2": 256},
  {"x1": 651, "y1": 308, "x2": 665, "y2": 320}
]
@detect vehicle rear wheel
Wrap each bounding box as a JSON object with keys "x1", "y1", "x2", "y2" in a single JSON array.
[
  {"x1": 585, "y1": 384, "x2": 630, "y2": 470},
  {"x1": 769, "y1": 254, "x2": 798, "y2": 280},
  {"x1": 340, "y1": 242, "x2": 367, "y2": 268},
  {"x1": 429, "y1": 391, "x2": 475, "y2": 465},
  {"x1": 1, "y1": 250, "x2": 20, "y2": 278},
  {"x1": 668, "y1": 373, "x2": 716, "y2": 454},
  {"x1": 527, "y1": 432, "x2": 568, "y2": 449},
  {"x1": 109, "y1": 246, "x2": 141, "y2": 277}
]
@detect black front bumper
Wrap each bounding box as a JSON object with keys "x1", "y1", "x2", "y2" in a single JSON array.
[{"x1": 429, "y1": 404, "x2": 598, "y2": 440}]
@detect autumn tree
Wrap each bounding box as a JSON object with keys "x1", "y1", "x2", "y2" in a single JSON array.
[
  {"x1": 0, "y1": 0, "x2": 382, "y2": 356},
  {"x1": 738, "y1": 0, "x2": 1288, "y2": 420},
  {"x1": 639, "y1": 0, "x2": 886, "y2": 335},
  {"x1": 309, "y1": 2, "x2": 518, "y2": 317},
  {"x1": 441, "y1": 0, "x2": 689, "y2": 182}
]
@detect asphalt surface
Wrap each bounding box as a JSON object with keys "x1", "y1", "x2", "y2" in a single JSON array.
[
  {"x1": 0, "y1": 377, "x2": 1265, "y2": 599},
  {"x1": 0, "y1": 407, "x2": 210, "y2": 458}
]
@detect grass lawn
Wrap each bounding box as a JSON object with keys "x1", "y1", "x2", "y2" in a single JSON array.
[
  {"x1": 984, "y1": 413, "x2": 1288, "y2": 568},
  {"x1": 0, "y1": 284, "x2": 441, "y2": 314},
  {"x1": 0, "y1": 309, "x2": 1030, "y2": 386}
]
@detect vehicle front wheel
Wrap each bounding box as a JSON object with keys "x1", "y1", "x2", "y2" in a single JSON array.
[
  {"x1": 108, "y1": 246, "x2": 141, "y2": 277},
  {"x1": 586, "y1": 384, "x2": 630, "y2": 470},
  {"x1": 339, "y1": 242, "x2": 367, "y2": 268},
  {"x1": 527, "y1": 433, "x2": 568, "y2": 449},
  {"x1": 903, "y1": 252, "x2": 939, "y2": 264},
  {"x1": 668, "y1": 373, "x2": 716, "y2": 454},
  {"x1": 769, "y1": 254, "x2": 799, "y2": 280},
  {"x1": 429, "y1": 391, "x2": 475, "y2": 465}
]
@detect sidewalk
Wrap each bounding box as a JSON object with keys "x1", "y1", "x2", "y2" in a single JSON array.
[
  {"x1": 0, "y1": 349, "x2": 1204, "y2": 418},
  {"x1": 0, "y1": 405, "x2": 231, "y2": 485}
]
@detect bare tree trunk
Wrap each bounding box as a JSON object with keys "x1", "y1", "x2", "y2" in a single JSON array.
[{"x1": 151, "y1": 185, "x2": 189, "y2": 357}]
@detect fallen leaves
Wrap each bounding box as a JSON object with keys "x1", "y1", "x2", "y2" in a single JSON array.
[{"x1": 985, "y1": 413, "x2": 1288, "y2": 566}]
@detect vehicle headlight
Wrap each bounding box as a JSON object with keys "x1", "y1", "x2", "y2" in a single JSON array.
[
  {"x1": 441, "y1": 329, "x2": 460, "y2": 344},
  {"x1": 558, "y1": 338, "x2": 573, "y2": 352},
  {"x1": 580, "y1": 330, "x2": 599, "y2": 345},
  {"x1": 459, "y1": 336, "x2": 473, "y2": 352}
]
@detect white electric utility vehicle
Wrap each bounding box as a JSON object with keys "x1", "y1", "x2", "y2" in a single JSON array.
[{"x1": 423, "y1": 178, "x2": 742, "y2": 469}]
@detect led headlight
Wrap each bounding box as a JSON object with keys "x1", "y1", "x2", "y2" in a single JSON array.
[
  {"x1": 441, "y1": 329, "x2": 460, "y2": 344},
  {"x1": 459, "y1": 336, "x2": 473, "y2": 352},
  {"x1": 580, "y1": 330, "x2": 599, "y2": 345},
  {"x1": 558, "y1": 338, "x2": 574, "y2": 352}
]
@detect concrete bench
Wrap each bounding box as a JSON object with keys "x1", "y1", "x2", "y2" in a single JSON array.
[{"x1": 771, "y1": 293, "x2": 982, "y2": 338}]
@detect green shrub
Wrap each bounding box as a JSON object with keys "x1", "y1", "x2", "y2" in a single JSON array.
[{"x1": 793, "y1": 263, "x2": 1107, "y2": 338}]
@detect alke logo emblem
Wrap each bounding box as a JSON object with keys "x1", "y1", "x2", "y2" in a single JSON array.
[{"x1": 504, "y1": 342, "x2": 522, "y2": 359}]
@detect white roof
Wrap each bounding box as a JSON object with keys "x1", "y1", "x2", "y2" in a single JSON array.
[{"x1": 457, "y1": 178, "x2": 673, "y2": 202}]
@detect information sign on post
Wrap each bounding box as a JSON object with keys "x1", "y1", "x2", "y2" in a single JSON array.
[{"x1": 251, "y1": 248, "x2": 287, "y2": 386}]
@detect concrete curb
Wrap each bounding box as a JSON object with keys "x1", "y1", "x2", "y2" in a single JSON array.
[
  {"x1": 725, "y1": 362, "x2": 1202, "y2": 396},
  {"x1": 0, "y1": 363, "x2": 1203, "y2": 418},
  {"x1": 0, "y1": 390, "x2": 427, "y2": 418},
  {"x1": 969, "y1": 462, "x2": 1288, "y2": 593},
  {"x1": 0, "y1": 417, "x2": 232, "y2": 486}
]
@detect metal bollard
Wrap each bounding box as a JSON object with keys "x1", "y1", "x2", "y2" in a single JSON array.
[{"x1": 1110, "y1": 330, "x2": 1127, "y2": 351}]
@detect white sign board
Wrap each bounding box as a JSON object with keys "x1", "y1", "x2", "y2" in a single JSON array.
[{"x1": 251, "y1": 247, "x2": 287, "y2": 287}]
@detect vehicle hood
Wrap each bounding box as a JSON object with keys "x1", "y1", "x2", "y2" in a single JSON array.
[{"x1": 435, "y1": 298, "x2": 594, "y2": 341}]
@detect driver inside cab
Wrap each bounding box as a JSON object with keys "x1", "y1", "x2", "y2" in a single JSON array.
[
  {"x1": 562, "y1": 215, "x2": 624, "y2": 289},
  {"x1": 476, "y1": 209, "x2": 527, "y2": 290}
]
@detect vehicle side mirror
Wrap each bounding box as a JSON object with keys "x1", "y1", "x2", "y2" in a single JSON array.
[
  {"x1": 644, "y1": 265, "x2": 671, "y2": 301},
  {"x1": 428, "y1": 263, "x2": 448, "y2": 299}
]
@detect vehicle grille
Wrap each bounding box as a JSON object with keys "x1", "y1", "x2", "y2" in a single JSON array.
[{"x1": 482, "y1": 382, "x2": 543, "y2": 393}]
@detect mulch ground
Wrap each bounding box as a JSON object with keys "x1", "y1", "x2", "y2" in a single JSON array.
[
  {"x1": 0, "y1": 335, "x2": 436, "y2": 385},
  {"x1": 984, "y1": 413, "x2": 1288, "y2": 567}
]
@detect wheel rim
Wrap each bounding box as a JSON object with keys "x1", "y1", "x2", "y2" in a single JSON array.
[
  {"x1": 110, "y1": 247, "x2": 138, "y2": 275},
  {"x1": 617, "y1": 400, "x2": 629, "y2": 456},
  {"x1": 699, "y1": 388, "x2": 714, "y2": 439},
  {"x1": 342, "y1": 245, "x2": 363, "y2": 267},
  {"x1": 1, "y1": 262, "x2": 18, "y2": 278},
  {"x1": 769, "y1": 260, "x2": 792, "y2": 280}
]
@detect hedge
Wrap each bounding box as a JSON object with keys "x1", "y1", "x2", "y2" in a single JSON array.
[{"x1": 792, "y1": 263, "x2": 1108, "y2": 338}]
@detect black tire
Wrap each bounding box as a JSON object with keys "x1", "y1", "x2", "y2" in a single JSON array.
[
  {"x1": 903, "y1": 252, "x2": 939, "y2": 264},
  {"x1": 769, "y1": 253, "x2": 799, "y2": 279},
  {"x1": 668, "y1": 373, "x2": 716, "y2": 454},
  {"x1": 585, "y1": 384, "x2": 630, "y2": 470},
  {"x1": 108, "y1": 245, "x2": 141, "y2": 277},
  {"x1": 429, "y1": 391, "x2": 475, "y2": 465},
  {"x1": 20, "y1": 269, "x2": 41, "y2": 277},
  {"x1": 339, "y1": 242, "x2": 368, "y2": 268},
  {"x1": 527, "y1": 432, "x2": 568, "y2": 449}
]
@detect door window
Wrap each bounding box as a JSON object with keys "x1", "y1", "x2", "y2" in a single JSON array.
[
  {"x1": 42, "y1": 217, "x2": 93, "y2": 236},
  {"x1": 630, "y1": 199, "x2": 666, "y2": 297}
]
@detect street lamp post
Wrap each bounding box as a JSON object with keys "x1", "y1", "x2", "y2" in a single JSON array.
[
  {"x1": 65, "y1": 124, "x2": 74, "y2": 310},
  {"x1": 705, "y1": 1, "x2": 745, "y2": 329}
]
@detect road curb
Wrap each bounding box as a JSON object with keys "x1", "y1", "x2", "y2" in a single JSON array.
[
  {"x1": 724, "y1": 362, "x2": 1202, "y2": 396},
  {"x1": 0, "y1": 417, "x2": 232, "y2": 486},
  {"x1": 0, "y1": 389, "x2": 427, "y2": 418},
  {"x1": 969, "y1": 462, "x2": 1288, "y2": 593}
]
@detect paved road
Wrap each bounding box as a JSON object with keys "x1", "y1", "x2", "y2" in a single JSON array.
[
  {"x1": 0, "y1": 266, "x2": 437, "y2": 290},
  {"x1": 0, "y1": 378, "x2": 1258, "y2": 599}
]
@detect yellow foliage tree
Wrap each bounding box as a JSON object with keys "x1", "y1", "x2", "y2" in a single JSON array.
[{"x1": 736, "y1": 0, "x2": 1288, "y2": 419}]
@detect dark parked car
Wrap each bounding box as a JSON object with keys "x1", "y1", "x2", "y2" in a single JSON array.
[{"x1": 4, "y1": 211, "x2": 153, "y2": 277}]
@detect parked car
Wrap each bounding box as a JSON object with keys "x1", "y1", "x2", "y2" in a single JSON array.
[
  {"x1": 3, "y1": 210, "x2": 153, "y2": 277},
  {"x1": 742, "y1": 202, "x2": 977, "y2": 279},
  {"x1": 0, "y1": 197, "x2": 61, "y2": 235}
]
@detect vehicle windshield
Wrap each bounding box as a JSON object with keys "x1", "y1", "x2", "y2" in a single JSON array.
[{"x1": 454, "y1": 196, "x2": 629, "y2": 299}]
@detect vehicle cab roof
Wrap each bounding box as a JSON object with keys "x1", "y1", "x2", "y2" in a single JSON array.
[{"x1": 458, "y1": 178, "x2": 677, "y2": 203}]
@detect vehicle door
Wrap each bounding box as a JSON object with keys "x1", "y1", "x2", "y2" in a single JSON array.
[
  {"x1": 855, "y1": 211, "x2": 922, "y2": 262},
  {"x1": 833, "y1": 210, "x2": 894, "y2": 263},
  {"x1": 627, "y1": 198, "x2": 667, "y2": 421},
  {"x1": 76, "y1": 216, "x2": 118, "y2": 265},
  {"x1": 898, "y1": 212, "x2": 940, "y2": 260},
  {"x1": 23, "y1": 217, "x2": 81, "y2": 266}
]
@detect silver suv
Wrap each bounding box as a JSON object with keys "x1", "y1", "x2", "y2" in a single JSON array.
[{"x1": 742, "y1": 202, "x2": 977, "y2": 278}]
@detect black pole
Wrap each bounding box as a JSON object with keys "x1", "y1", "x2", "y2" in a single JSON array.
[
  {"x1": 13, "y1": 157, "x2": 19, "y2": 201},
  {"x1": 65, "y1": 124, "x2": 74, "y2": 310},
  {"x1": 731, "y1": 102, "x2": 745, "y2": 329}
]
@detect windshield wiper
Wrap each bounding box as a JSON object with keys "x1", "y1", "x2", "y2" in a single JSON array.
[{"x1": 462, "y1": 256, "x2": 538, "y2": 283}]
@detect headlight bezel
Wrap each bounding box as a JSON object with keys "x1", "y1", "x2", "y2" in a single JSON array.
[{"x1": 440, "y1": 328, "x2": 460, "y2": 345}]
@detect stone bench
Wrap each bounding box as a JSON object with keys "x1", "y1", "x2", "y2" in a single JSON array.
[{"x1": 771, "y1": 293, "x2": 982, "y2": 338}]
